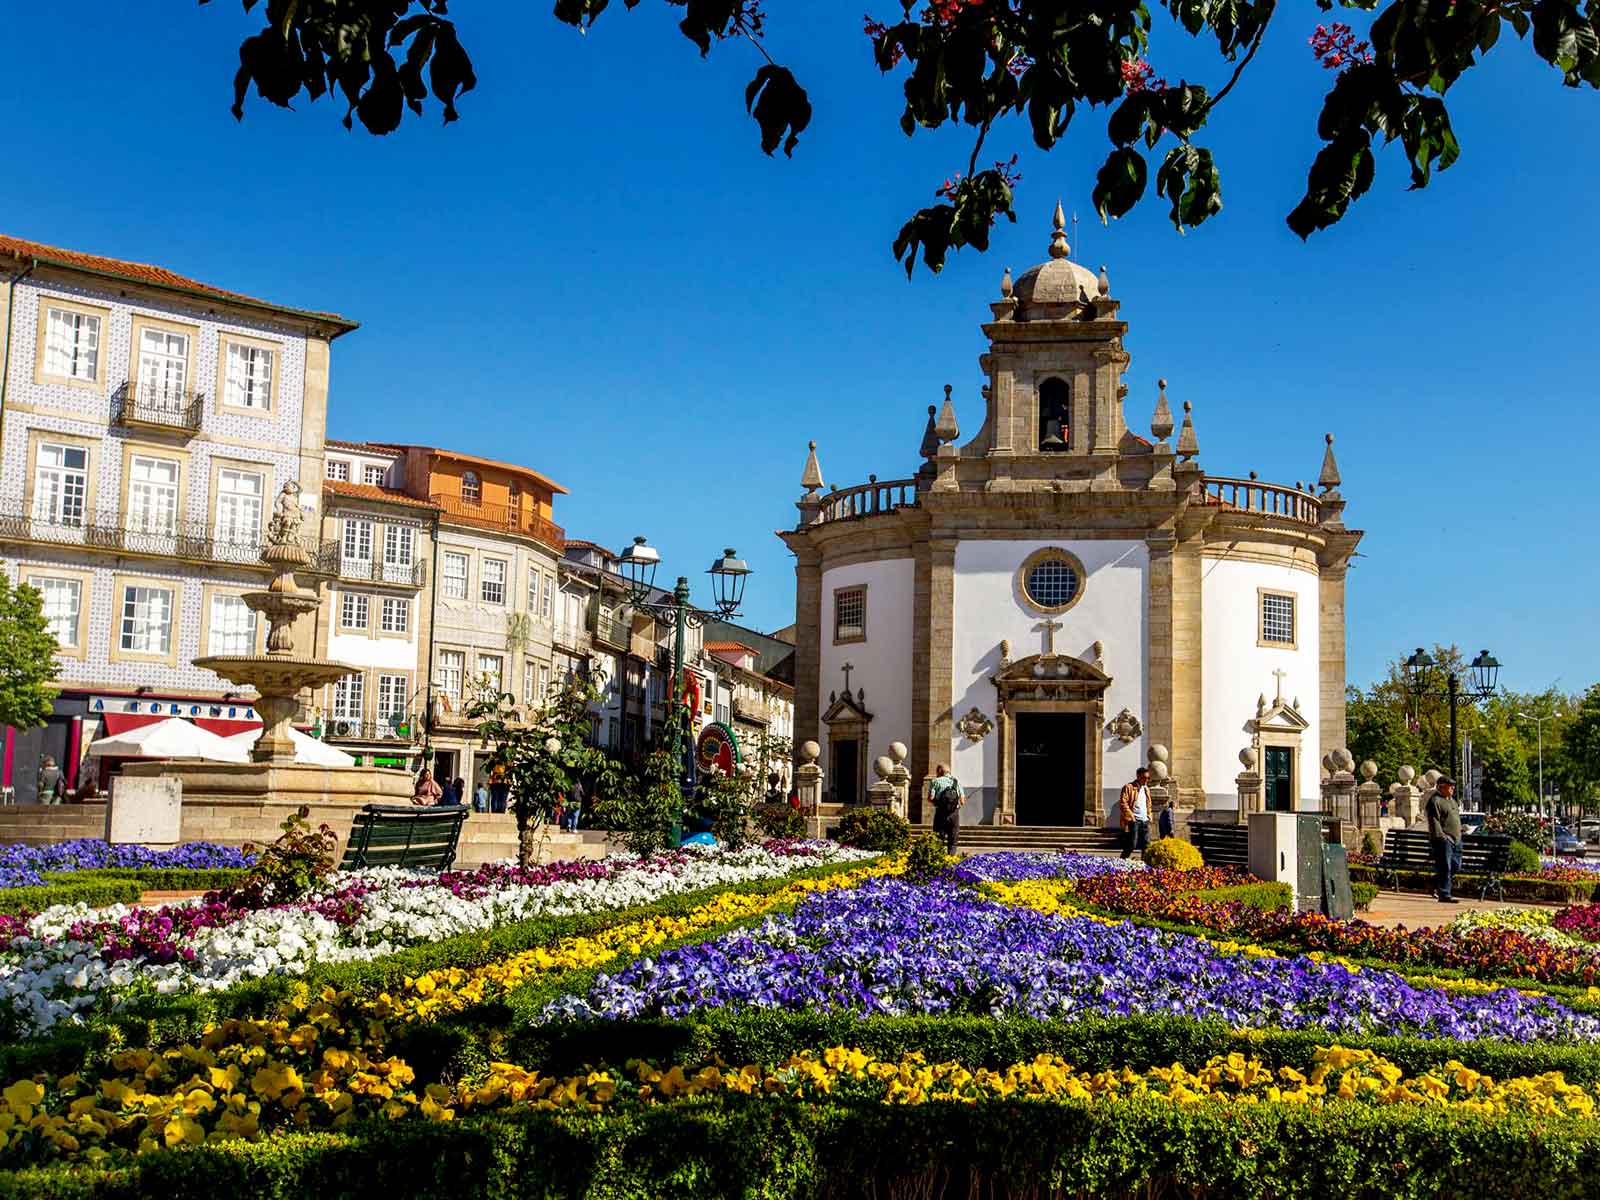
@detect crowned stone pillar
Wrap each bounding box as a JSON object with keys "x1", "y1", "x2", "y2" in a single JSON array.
[
  {"x1": 1356, "y1": 760, "x2": 1383, "y2": 829},
  {"x1": 796, "y1": 740, "x2": 826, "y2": 837},
  {"x1": 868, "y1": 754, "x2": 901, "y2": 816},
  {"x1": 1326, "y1": 749, "x2": 1357, "y2": 825},
  {"x1": 1147, "y1": 744, "x2": 1172, "y2": 815},
  {"x1": 884, "y1": 741, "x2": 912, "y2": 820},
  {"x1": 1234, "y1": 747, "x2": 1261, "y2": 826}
]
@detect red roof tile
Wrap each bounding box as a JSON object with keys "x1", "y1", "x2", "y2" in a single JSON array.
[
  {"x1": 323, "y1": 479, "x2": 439, "y2": 510},
  {"x1": 706, "y1": 641, "x2": 760, "y2": 655},
  {"x1": 0, "y1": 233, "x2": 356, "y2": 330}
]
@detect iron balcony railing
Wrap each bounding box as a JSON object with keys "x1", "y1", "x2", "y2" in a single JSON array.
[
  {"x1": 334, "y1": 556, "x2": 427, "y2": 587},
  {"x1": 323, "y1": 717, "x2": 416, "y2": 742},
  {"x1": 428, "y1": 493, "x2": 565, "y2": 549},
  {"x1": 593, "y1": 616, "x2": 632, "y2": 649},
  {"x1": 0, "y1": 505, "x2": 338, "y2": 572},
  {"x1": 1199, "y1": 476, "x2": 1322, "y2": 526},
  {"x1": 113, "y1": 381, "x2": 204, "y2": 432}
]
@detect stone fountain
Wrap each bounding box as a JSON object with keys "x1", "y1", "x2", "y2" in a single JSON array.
[
  {"x1": 118, "y1": 482, "x2": 413, "y2": 844},
  {"x1": 194, "y1": 481, "x2": 354, "y2": 763}
]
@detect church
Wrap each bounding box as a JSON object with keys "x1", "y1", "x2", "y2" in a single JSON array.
[{"x1": 780, "y1": 207, "x2": 1362, "y2": 828}]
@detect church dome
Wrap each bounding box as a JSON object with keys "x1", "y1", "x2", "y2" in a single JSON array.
[{"x1": 1010, "y1": 201, "x2": 1099, "y2": 307}]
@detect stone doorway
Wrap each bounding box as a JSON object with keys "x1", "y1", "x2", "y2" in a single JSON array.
[
  {"x1": 1264, "y1": 745, "x2": 1293, "y2": 811},
  {"x1": 1013, "y1": 712, "x2": 1086, "y2": 825}
]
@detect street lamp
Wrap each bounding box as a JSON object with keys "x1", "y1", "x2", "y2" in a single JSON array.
[
  {"x1": 618, "y1": 536, "x2": 753, "y2": 844},
  {"x1": 1401, "y1": 646, "x2": 1501, "y2": 796},
  {"x1": 1517, "y1": 710, "x2": 1563, "y2": 857}
]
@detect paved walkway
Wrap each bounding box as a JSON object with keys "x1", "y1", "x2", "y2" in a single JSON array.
[{"x1": 1360, "y1": 890, "x2": 1557, "y2": 930}]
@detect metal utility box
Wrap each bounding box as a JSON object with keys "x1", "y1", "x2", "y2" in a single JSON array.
[{"x1": 1248, "y1": 812, "x2": 1326, "y2": 912}]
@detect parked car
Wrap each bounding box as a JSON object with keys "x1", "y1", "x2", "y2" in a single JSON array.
[
  {"x1": 1582, "y1": 818, "x2": 1600, "y2": 845},
  {"x1": 1554, "y1": 826, "x2": 1588, "y2": 858},
  {"x1": 1460, "y1": 812, "x2": 1486, "y2": 836}
]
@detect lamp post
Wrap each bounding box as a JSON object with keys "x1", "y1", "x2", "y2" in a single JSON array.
[
  {"x1": 1401, "y1": 647, "x2": 1501, "y2": 796},
  {"x1": 617, "y1": 536, "x2": 752, "y2": 845},
  {"x1": 1517, "y1": 710, "x2": 1562, "y2": 856}
]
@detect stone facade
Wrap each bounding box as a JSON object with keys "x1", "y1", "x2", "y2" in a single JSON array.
[{"x1": 780, "y1": 210, "x2": 1362, "y2": 828}]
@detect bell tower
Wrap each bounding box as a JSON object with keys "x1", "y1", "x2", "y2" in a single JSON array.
[{"x1": 967, "y1": 203, "x2": 1136, "y2": 488}]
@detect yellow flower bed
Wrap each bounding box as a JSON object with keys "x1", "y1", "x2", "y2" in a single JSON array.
[
  {"x1": 979, "y1": 880, "x2": 1118, "y2": 924},
  {"x1": 0, "y1": 857, "x2": 898, "y2": 1164},
  {"x1": 454, "y1": 1043, "x2": 1600, "y2": 1119}
]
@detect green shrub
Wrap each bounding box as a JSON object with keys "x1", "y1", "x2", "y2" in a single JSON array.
[
  {"x1": 46, "y1": 868, "x2": 248, "y2": 891},
  {"x1": 751, "y1": 802, "x2": 805, "y2": 840},
  {"x1": 1360, "y1": 830, "x2": 1380, "y2": 856},
  {"x1": 1486, "y1": 811, "x2": 1545, "y2": 849},
  {"x1": 1507, "y1": 840, "x2": 1541, "y2": 874},
  {"x1": 0, "y1": 878, "x2": 143, "y2": 916},
  {"x1": 834, "y1": 808, "x2": 910, "y2": 852},
  {"x1": 1351, "y1": 882, "x2": 1378, "y2": 911},
  {"x1": 902, "y1": 833, "x2": 949, "y2": 883},
  {"x1": 1190, "y1": 881, "x2": 1291, "y2": 911},
  {"x1": 1142, "y1": 837, "x2": 1202, "y2": 871}
]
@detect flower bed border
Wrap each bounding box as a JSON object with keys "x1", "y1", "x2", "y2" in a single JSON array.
[
  {"x1": 4, "y1": 1084, "x2": 1597, "y2": 1200},
  {"x1": 1348, "y1": 864, "x2": 1598, "y2": 905}
]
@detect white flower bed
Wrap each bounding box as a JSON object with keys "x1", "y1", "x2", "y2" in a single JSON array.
[{"x1": 0, "y1": 842, "x2": 874, "y2": 1036}]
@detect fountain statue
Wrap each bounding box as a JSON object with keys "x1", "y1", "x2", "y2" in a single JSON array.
[{"x1": 194, "y1": 482, "x2": 359, "y2": 764}]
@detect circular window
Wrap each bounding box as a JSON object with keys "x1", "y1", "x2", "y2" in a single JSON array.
[{"x1": 1017, "y1": 548, "x2": 1086, "y2": 614}]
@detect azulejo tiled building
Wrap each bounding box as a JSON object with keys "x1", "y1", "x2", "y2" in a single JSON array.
[{"x1": 780, "y1": 208, "x2": 1363, "y2": 828}]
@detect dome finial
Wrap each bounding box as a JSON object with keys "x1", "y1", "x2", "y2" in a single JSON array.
[
  {"x1": 1150, "y1": 378, "x2": 1174, "y2": 444},
  {"x1": 935, "y1": 384, "x2": 960, "y2": 444},
  {"x1": 1000, "y1": 265, "x2": 1013, "y2": 298},
  {"x1": 1049, "y1": 199, "x2": 1070, "y2": 260},
  {"x1": 1176, "y1": 400, "x2": 1200, "y2": 461},
  {"x1": 919, "y1": 405, "x2": 939, "y2": 460},
  {"x1": 1318, "y1": 432, "x2": 1342, "y2": 493},
  {"x1": 800, "y1": 440, "x2": 825, "y2": 494}
]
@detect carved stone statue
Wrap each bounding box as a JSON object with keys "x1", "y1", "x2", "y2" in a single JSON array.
[
  {"x1": 1105, "y1": 707, "x2": 1143, "y2": 743},
  {"x1": 267, "y1": 481, "x2": 304, "y2": 547},
  {"x1": 957, "y1": 707, "x2": 994, "y2": 742}
]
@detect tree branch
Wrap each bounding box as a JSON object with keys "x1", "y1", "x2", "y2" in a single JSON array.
[{"x1": 1205, "y1": 23, "x2": 1267, "y2": 113}]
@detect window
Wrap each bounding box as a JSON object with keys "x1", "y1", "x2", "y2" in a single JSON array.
[
  {"x1": 207, "y1": 593, "x2": 257, "y2": 655},
  {"x1": 383, "y1": 524, "x2": 413, "y2": 569},
  {"x1": 377, "y1": 674, "x2": 408, "y2": 733},
  {"x1": 224, "y1": 342, "x2": 274, "y2": 410},
  {"x1": 1018, "y1": 547, "x2": 1086, "y2": 615},
  {"x1": 438, "y1": 649, "x2": 464, "y2": 703},
  {"x1": 460, "y1": 471, "x2": 481, "y2": 503},
  {"x1": 32, "y1": 443, "x2": 88, "y2": 527},
  {"x1": 137, "y1": 327, "x2": 189, "y2": 401},
  {"x1": 1260, "y1": 591, "x2": 1296, "y2": 647},
  {"x1": 215, "y1": 468, "x2": 265, "y2": 546},
  {"x1": 527, "y1": 567, "x2": 540, "y2": 612},
  {"x1": 441, "y1": 552, "x2": 468, "y2": 599},
  {"x1": 363, "y1": 464, "x2": 387, "y2": 486},
  {"x1": 120, "y1": 585, "x2": 174, "y2": 655},
  {"x1": 541, "y1": 572, "x2": 554, "y2": 620},
  {"x1": 481, "y1": 558, "x2": 506, "y2": 605},
  {"x1": 127, "y1": 455, "x2": 180, "y2": 535},
  {"x1": 1038, "y1": 377, "x2": 1070, "y2": 452},
  {"x1": 478, "y1": 654, "x2": 504, "y2": 696},
  {"x1": 380, "y1": 596, "x2": 409, "y2": 634},
  {"x1": 30, "y1": 577, "x2": 81, "y2": 647},
  {"x1": 331, "y1": 673, "x2": 364, "y2": 722},
  {"x1": 833, "y1": 586, "x2": 866, "y2": 643},
  {"x1": 342, "y1": 518, "x2": 373, "y2": 565},
  {"x1": 44, "y1": 307, "x2": 100, "y2": 381},
  {"x1": 326, "y1": 459, "x2": 350, "y2": 482},
  {"x1": 340, "y1": 592, "x2": 369, "y2": 630},
  {"x1": 523, "y1": 659, "x2": 540, "y2": 706}
]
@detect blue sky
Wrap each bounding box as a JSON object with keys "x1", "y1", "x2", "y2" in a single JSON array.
[{"x1": 2, "y1": 2, "x2": 1596, "y2": 693}]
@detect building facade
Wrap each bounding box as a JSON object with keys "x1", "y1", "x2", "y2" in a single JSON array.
[
  {"x1": 780, "y1": 209, "x2": 1362, "y2": 826},
  {"x1": 0, "y1": 235, "x2": 355, "y2": 802},
  {"x1": 315, "y1": 442, "x2": 436, "y2": 769}
]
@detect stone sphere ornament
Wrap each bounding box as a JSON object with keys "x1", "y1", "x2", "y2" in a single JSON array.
[
  {"x1": 1238, "y1": 747, "x2": 1258, "y2": 770},
  {"x1": 1424, "y1": 769, "x2": 1440, "y2": 787},
  {"x1": 874, "y1": 755, "x2": 895, "y2": 780},
  {"x1": 1150, "y1": 761, "x2": 1169, "y2": 782},
  {"x1": 1360, "y1": 760, "x2": 1378, "y2": 781},
  {"x1": 1148, "y1": 744, "x2": 1169, "y2": 764},
  {"x1": 1333, "y1": 748, "x2": 1355, "y2": 772},
  {"x1": 889, "y1": 741, "x2": 908, "y2": 763},
  {"x1": 800, "y1": 740, "x2": 821, "y2": 763},
  {"x1": 1398, "y1": 765, "x2": 1416, "y2": 784},
  {"x1": 1322, "y1": 753, "x2": 1336, "y2": 773}
]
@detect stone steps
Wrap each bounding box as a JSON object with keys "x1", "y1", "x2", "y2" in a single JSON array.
[{"x1": 954, "y1": 825, "x2": 1124, "y2": 855}]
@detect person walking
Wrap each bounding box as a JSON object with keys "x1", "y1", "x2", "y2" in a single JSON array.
[
  {"x1": 411, "y1": 768, "x2": 442, "y2": 806},
  {"x1": 451, "y1": 777, "x2": 469, "y2": 810},
  {"x1": 1426, "y1": 775, "x2": 1462, "y2": 904},
  {"x1": 1119, "y1": 767, "x2": 1152, "y2": 859},
  {"x1": 475, "y1": 779, "x2": 490, "y2": 813},
  {"x1": 489, "y1": 763, "x2": 510, "y2": 814},
  {"x1": 38, "y1": 757, "x2": 62, "y2": 806},
  {"x1": 928, "y1": 763, "x2": 964, "y2": 855},
  {"x1": 564, "y1": 778, "x2": 586, "y2": 832}
]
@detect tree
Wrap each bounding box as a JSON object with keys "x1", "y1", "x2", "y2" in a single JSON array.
[
  {"x1": 208, "y1": 0, "x2": 1600, "y2": 274},
  {"x1": 468, "y1": 670, "x2": 623, "y2": 866},
  {"x1": 1558, "y1": 684, "x2": 1600, "y2": 815},
  {"x1": 1344, "y1": 685, "x2": 1419, "y2": 786},
  {"x1": 0, "y1": 574, "x2": 59, "y2": 731}
]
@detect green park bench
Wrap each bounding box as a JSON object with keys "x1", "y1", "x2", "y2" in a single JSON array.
[
  {"x1": 1375, "y1": 829, "x2": 1511, "y2": 901},
  {"x1": 338, "y1": 804, "x2": 469, "y2": 872}
]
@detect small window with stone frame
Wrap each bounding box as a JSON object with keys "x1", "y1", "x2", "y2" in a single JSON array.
[
  {"x1": 833, "y1": 586, "x2": 866, "y2": 644},
  {"x1": 1259, "y1": 590, "x2": 1296, "y2": 648}
]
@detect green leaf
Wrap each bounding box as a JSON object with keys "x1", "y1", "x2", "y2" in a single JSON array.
[
  {"x1": 1286, "y1": 130, "x2": 1374, "y2": 238},
  {"x1": 679, "y1": 0, "x2": 741, "y2": 56},
  {"x1": 1092, "y1": 147, "x2": 1149, "y2": 221},
  {"x1": 1398, "y1": 96, "x2": 1460, "y2": 188},
  {"x1": 1155, "y1": 144, "x2": 1223, "y2": 228},
  {"x1": 429, "y1": 26, "x2": 477, "y2": 123},
  {"x1": 892, "y1": 206, "x2": 956, "y2": 278},
  {"x1": 744, "y1": 65, "x2": 811, "y2": 156}
]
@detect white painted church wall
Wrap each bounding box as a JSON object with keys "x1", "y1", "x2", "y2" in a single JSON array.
[
  {"x1": 818, "y1": 557, "x2": 914, "y2": 798},
  {"x1": 951, "y1": 539, "x2": 1148, "y2": 826},
  {"x1": 1199, "y1": 557, "x2": 1321, "y2": 808}
]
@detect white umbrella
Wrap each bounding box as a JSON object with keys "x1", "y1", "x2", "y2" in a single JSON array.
[
  {"x1": 86, "y1": 717, "x2": 249, "y2": 762},
  {"x1": 221, "y1": 726, "x2": 357, "y2": 767}
]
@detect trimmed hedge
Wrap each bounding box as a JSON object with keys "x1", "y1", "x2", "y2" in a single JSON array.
[
  {"x1": 3, "y1": 1088, "x2": 1597, "y2": 1199},
  {"x1": 1190, "y1": 881, "x2": 1291, "y2": 911},
  {"x1": 1351, "y1": 881, "x2": 1378, "y2": 910},
  {"x1": 0, "y1": 855, "x2": 876, "y2": 1080},
  {"x1": 48, "y1": 868, "x2": 248, "y2": 891},
  {"x1": 0, "y1": 878, "x2": 143, "y2": 916},
  {"x1": 1349, "y1": 864, "x2": 1598, "y2": 904}
]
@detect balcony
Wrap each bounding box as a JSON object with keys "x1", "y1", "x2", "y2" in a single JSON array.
[
  {"x1": 429, "y1": 494, "x2": 564, "y2": 549},
  {"x1": 554, "y1": 622, "x2": 592, "y2": 653},
  {"x1": 812, "y1": 477, "x2": 921, "y2": 526},
  {"x1": 113, "y1": 381, "x2": 204, "y2": 433},
  {"x1": 594, "y1": 616, "x2": 632, "y2": 650},
  {"x1": 1199, "y1": 476, "x2": 1321, "y2": 526},
  {"x1": 0, "y1": 505, "x2": 337, "y2": 572},
  {"x1": 333, "y1": 556, "x2": 426, "y2": 587},
  {"x1": 323, "y1": 717, "x2": 416, "y2": 742}
]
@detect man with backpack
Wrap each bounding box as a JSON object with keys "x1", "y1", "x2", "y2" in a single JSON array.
[{"x1": 929, "y1": 763, "x2": 964, "y2": 855}]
